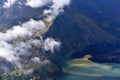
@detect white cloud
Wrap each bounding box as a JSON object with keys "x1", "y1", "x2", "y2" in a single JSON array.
[
  {"x1": 25, "y1": 0, "x2": 71, "y2": 22},
  {"x1": 43, "y1": 38, "x2": 61, "y2": 53},
  {"x1": 52, "y1": 0, "x2": 71, "y2": 10},
  {"x1": 26, "y1": 0, "x2": 52, "y2": 8},
  {"x1": 0, "y1": 0, "x2": 70, "y2": 72},
  {"x1": 0, "y1": 18, "x2": 46, "y2": 70},
  {"x1": 31, "y1": 57, "x2": 41, "y2": 63},
  {"x1": 43, "y1": 0, "x2": 71, "y2": 22},
  {"x1": 0, "y1": 35, "x2": 60, "y2": 70},
  {"x1": 3, "y1": 0, "x2": 16, "y2": 8},
  {"x1": 0, "y1": 38, "x2": 43, "y2": 70},
  {"x1": 27, "y1": 39, "x2": 42, "y2": 47},
  {"x1": 0, "y1": 41, "x2": 18, "y2": 62},
  {"x1": 0, "y1": 19, "x2": 46, "y2": 41}
]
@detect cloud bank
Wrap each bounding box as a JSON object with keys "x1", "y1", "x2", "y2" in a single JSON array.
[
  {"x1": 26, "y1": 0, "x2": 52, "y2": 8},
  {"x1": 0, "y1": 0, "x2": 71, "y2": 72},
  {"x1": 0, "y1": 18, "x2": 46, "y2": 69},
  {"x1": 0, "y1": 19, "x2": 46, "y2": 41}
]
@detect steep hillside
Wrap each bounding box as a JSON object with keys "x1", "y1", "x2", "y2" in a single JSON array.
[{"x1": 45, "y1": 1, "x2": 120, "y2": 63}]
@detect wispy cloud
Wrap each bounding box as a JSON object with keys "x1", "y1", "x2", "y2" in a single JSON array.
[
  {"x1": 44, "y1": 0, "x2": 71, "y2": 22},
  {"x1": 25, "y1": 0, "x2": 52, "y2": 8},
  {"x1": 25, "y1": 0, "x2": 71, "y2": 22},
  {"x1": 3, "y1": 0, "x2": 16, "y2": 8}
]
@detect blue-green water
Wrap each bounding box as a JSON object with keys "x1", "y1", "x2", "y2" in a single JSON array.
[
  {"x1": 61, "y1": 74, "x2": 120, "y2": 80},
  {"x1": 61, "y1": 57, "x2": 120, "y2": 80}
]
